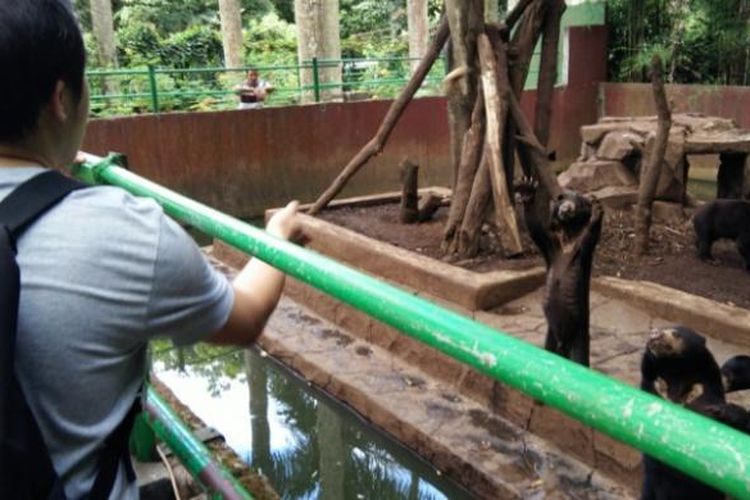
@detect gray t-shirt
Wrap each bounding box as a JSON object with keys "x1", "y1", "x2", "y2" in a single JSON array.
[{"x1": 0, "y1": 167, "x2": 234, "y2": 499}]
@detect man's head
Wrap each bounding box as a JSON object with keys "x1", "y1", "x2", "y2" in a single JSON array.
[
  {"x1": 0, "y1": 0, "x2": 88, "y2": 166},
  {"x1": 247, "y1": 69, "x2": 259, "y2": 84}
]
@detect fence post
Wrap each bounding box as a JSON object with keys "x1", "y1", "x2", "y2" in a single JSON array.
[
  {"x1": 147, "y1": 64, "x2": 159, "y2": 113},
  {"x1": 312, "y1": 57, "x2": 321, "y2": 103}
]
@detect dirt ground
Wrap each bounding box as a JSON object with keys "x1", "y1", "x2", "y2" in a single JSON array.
[{"x1": 318, "y1": 202, "x2": 750, "y2": 310}]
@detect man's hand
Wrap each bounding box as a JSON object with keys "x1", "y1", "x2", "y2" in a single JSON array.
[{"x1": 266, "y1": 201, "x2": 308, "y2": 245}]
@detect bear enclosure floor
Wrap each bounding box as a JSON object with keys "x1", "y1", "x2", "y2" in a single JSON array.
[{"x1": 318, "y1": 203, "x2": 750, "y2": 310}]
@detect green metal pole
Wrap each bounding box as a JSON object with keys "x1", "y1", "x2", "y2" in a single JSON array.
[
  {"x1": 144, "y1": 385, "x2": 253, "y2": 500},
  {"x1": 147, "y1": 64, "x2": 159, "y2": 113},
  {"x1": 73, "y1": 155, "x2": 750, "y2": 499},
  {"x1": 312, "y1": 57, "x2": 321, "y2": 103}
]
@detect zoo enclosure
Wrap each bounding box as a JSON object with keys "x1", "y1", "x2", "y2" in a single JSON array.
[{"x1": 74, "y1": 152, "x2": 750, "y2": 498}]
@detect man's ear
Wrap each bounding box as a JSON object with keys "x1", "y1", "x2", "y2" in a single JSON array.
[{"x1": 49, "y1": 80, "x2": 69, "y2": 122}]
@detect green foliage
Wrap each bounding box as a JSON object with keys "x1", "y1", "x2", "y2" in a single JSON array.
[
  {"x1": 607, "y1": 0, "x2": 750, "y2": 85},
  {"x1": 159, "y1": 24, "x2": 224, "y2": 68}
]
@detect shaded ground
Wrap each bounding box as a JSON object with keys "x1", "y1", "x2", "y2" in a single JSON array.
[{"x1": 318, "y1": 202, "x2": 750, "y2": 309}]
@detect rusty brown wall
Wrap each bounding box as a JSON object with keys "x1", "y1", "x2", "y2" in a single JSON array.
[
  {"x1": 83, "y1": 97, "x2": 453, "y2": 218},
  {"x1": 83, "y1": 26, "x2": 607, "y2": 217},
  {"x1": 601, "y1": 82, "x2": 750, "y2": 129}
]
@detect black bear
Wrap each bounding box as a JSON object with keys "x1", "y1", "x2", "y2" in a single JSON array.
[
  {"x1": 721, "y1": 354, "x2": 750, "y2": 393},
  {"x1": 692, "y1": 199, "x2": 750, "y2": 271},
  {"x1": 640, "y1": 326, "x2": 750, "y2": 500},
  {"x1": 515, "y1": 178, "x2": 603, "y2": 366}
]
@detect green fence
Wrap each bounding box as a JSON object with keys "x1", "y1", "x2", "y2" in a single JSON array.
[
  {"x1": 74, "y1": 153, "x2": 750, "y2": 498},
  {"x1": 86, "y1": 57, "x2": 448, "y2": 116}
]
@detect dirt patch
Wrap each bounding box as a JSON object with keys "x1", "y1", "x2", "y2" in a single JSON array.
[{"x1": 317, "y1": 202, "x2": 750, "y2": 309}]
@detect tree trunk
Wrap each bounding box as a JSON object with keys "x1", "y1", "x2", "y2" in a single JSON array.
[
  {"x1": 400, "y1": 160, "x2": 420, "y2": 223},
  {"x1": 90, "y1": 0, "x2": 118, "y2": 68},
  {"x1": 634, "y1": 56, "x2": 672, "y2": 256},
  {"x1": 477, "y1": 33, "x2": 522, "y2": 254},
  {"x1": 295, "y1": 0, "x2": 342, "y2": 103},
  {"x1": 534, "y1": 0, "x2": 566, "y2": 147},
  {"x1": 457, "y1": 154, "x2": 492, "y2": 257},
  {"x1": 443, "y1": 90, "x2": 485, "y2": 249},
  {"x1": 218, "y1": 0, "x2": 244, "y2": 69},
  {"x1": 407, "y1": 0, "x2": 429, "y2": 74},
  {"x1": 445, "y1": 0, "x2": 484, "y2": 191}
]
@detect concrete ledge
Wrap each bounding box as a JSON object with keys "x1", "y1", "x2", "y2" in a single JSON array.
[
  {"x1": 593, "y1": 277, "x2": 750, "y2": 348},
  {"x1": 216, "y1": 189, "x2": 545, "y2": 311}
]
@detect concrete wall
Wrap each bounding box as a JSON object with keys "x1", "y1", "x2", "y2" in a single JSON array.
[
  {"x1": 600, "y1": 83, "x2": 750, "y2": 129},
  {"x1": 83, "y1": 26, "x2": 607, "y2": 218}
]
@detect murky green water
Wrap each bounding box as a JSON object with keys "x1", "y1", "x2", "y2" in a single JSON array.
[{"x1": 152, "y1": 345, "x2": 474, "y2": 500}]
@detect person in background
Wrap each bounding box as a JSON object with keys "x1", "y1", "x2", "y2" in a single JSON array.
[
  {"x1": 0, "y1": 1, "x2": 304, "y2": 498},
  {"x1": 235, "y1": 68, "x2": 274, "y2": 109}
]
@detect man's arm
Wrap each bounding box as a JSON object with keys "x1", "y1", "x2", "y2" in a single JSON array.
[{"x1": 208, "y1": 201, "x2": 305, "y2": 345}]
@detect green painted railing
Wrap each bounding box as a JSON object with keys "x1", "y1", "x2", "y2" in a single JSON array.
[
  {"x1": 73, "y1": 153, "x2": 750, "y2": 498},
  {"x1": 86, "y1": 57, "x2": 447, "y2": 115},
  {"x1": 144, "y1": 385, "x2": 253, "y2": 500}
]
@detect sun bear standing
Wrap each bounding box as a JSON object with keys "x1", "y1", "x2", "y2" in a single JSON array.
[
  {"x1": 640, "y1": 326, "x2": 750, "y2": 500},
  {"x1": 692, "y1": 199, "x2": 750, "y2": 271},
  {"x1": 515, "y1": 178, "x2": 603, "y2": 366}
]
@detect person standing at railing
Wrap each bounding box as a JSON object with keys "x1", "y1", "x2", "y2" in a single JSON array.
[
  {"x1": 0, "y1": 1, "x2": 304, "y2": 499},
  {"x1": 234, "y1": 68, "x2": 274, "y2": 109}
]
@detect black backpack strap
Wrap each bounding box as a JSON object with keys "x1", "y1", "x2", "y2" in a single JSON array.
[
  {"x1": 0, "y1": 170, "x2": 85, "y2": 500},
  {"x1": 0, "y1": 170, "x2": 85, "y2": 240},
  {"x1": 88, "y1": 396, "x2": 141, "y2": 500}
]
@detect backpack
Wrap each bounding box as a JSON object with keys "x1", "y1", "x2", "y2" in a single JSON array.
[{"x1": 0, "y1": 170, "x2": 139, "y2": 500}]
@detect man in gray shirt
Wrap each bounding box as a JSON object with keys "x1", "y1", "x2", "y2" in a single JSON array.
[{"x1": 0, "y1": 1, "x2": 303, "y2": 498}]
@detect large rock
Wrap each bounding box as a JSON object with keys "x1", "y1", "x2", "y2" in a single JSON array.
[
  {"x1": 596, "y1": 130, "x2": 645, "y2": 161},
  {"x1": 558, "y1": 161, "x2": 637, "y2": 193},
  {"x1": 588, "y1": 186, "x2": 639, "y2": 210}
]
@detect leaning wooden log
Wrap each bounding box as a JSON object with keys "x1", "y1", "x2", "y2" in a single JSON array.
[
  {"x1": 634, "y1": 55, "x2": 672, "y2": 256},
  {"x1": 534, "y1": 0, "x2": 566, "y2": 147},
  {"x1": 442, "y1": 90, "x2": 485, "y2": 247},
  {"x1": 508, "y1": 0, "x2": 547, "y2": 95},
  {"x1": 309, "y1": 16, "x2": 450, "y2": 215},
  {"x1": 399, "y1": 159, "x2": 420, "y2": 223},
  {"x1": 504, "y1": 0, "x2": 536, "y2": 30},
  {"x1": 477, "y1": 33, "x2": 523, "y2": 254},
  {"x1": 508, "y1": 91, "x2": 562, "y2": 198}
]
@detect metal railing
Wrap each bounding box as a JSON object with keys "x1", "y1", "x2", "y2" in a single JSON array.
[
  {"x1": 73, "y1": 153, "x2": 750, "y2": 498},
  {"x1": 86, "y1": 57, "x2": 448, "y2": 116}
]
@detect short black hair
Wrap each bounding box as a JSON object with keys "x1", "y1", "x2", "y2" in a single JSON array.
[{"x1": 0, "y1": 0, "x2": 86, "y2": 142}]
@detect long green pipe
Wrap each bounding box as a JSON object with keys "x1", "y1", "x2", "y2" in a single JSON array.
[
  {"x1": 144, "y1": 385, "x2": 253, "y2": 500},
  {"x1": 73, "y1": 154, "x2": 750, "y2": 498}
]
